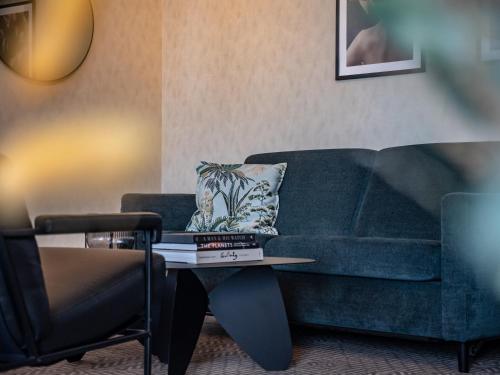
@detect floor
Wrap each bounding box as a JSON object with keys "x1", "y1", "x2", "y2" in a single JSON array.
[{"x1": 6, "y1": 318, "x2": 500, "y2": 374}]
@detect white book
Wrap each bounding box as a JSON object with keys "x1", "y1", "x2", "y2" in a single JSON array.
[
  {"x1": 153, "y1": 243, "x2": 199, "y2": 251},
  {"x1": 154, "y1": 248, "x2": 264, "y2": 264}
]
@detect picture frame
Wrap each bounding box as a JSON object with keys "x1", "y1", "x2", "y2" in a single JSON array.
[
  {"x1": 335, "y1": 0, "x2": 425, "y2": 80},
  {"x1": 0, "y1": 1, "x2": 33, "y2": 77},
  {"x1": 480, "y1": 0, "x2": 500, "y2": 62}
]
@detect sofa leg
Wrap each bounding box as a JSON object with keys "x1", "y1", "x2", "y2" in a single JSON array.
[
  {"x1": 66, "y1": 353, "x2": 85, "y2": 363},
  {"x1": 458, "y1": 342, "x2": 470, "y2": 373}
]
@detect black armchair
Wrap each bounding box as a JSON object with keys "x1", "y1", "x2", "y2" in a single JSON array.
[{"x1": 0, "y1": 188, "x2": 165, "y2": 374}]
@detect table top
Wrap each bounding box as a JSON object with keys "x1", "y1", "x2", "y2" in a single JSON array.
[{"x1": 164, "y1": 256, "x2": 315, "y2": 270}]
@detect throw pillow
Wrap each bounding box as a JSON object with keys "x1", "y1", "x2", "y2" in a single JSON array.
[{"x1": 186, "y1": 162, "x2": 287, "y2": 234}]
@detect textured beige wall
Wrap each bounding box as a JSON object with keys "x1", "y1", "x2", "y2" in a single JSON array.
[
  {"x1": 0, "y1": 0, "x2": 162, "y2": 245},
  {"x1": 162, "y1": 0, "x2": 500, "y2": 193}
]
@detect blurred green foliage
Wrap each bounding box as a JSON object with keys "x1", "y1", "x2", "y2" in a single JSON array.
[{"x1": 370, "y1": 0, "x2": 500, "y2": 123}]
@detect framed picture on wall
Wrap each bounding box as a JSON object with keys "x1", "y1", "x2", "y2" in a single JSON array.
[
  {"x1": 480, "y1": 0, "x2": 500, "y2": 62},
  {"x1": 335, "y1": 0, "x2": 425, "y2": 80},
  {"x1": 0, "y1": 1, "x2": 33, "y2": 77}
]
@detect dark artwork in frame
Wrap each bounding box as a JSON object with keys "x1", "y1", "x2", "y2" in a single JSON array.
[{"x1": 335, "y1": 0, "x2": 425, "y2": 80}]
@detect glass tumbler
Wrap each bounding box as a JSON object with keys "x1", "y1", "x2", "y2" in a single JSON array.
[{"x1": 85, "y1": 231, "x2": 136, "y2": 249}]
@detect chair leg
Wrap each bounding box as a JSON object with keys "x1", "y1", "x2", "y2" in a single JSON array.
[
  {"x1": 458, "y1": 342, "x2": 470, "y2": 373},
  {"x1": 144, "y1": 334, "x2": 152, "y2": 375},
  {"x1": 144, "y1": 230, "x2": 153, "y2": 375}
]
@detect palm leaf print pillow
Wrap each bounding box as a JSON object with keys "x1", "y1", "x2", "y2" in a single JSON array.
[{"x1": 186, "y1": 162, "x2": 287, "y2": 234}]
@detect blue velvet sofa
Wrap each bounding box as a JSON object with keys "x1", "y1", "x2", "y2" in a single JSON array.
[{"x1": 122, "y1": 142, "x2": 500, "y2": 373}]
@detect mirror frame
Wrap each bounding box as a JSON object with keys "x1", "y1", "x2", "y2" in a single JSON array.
[{"x1": 0, "y1": 0, "x2": 94, "y2": 83}]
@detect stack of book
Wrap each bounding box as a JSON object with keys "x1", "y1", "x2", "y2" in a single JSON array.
[{"x1": 152, "y1": 232, "x2": 263, "y2": 264}]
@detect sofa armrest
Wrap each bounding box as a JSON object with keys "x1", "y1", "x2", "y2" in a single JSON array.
[
  {"x1": 121, "y1": 194, "x2": 196, "y2": 231},
  {"x1": 441, "y1": 192, "x2": 500, "y2": 342}
]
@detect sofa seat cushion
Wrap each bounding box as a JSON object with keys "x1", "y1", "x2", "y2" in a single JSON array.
[
  {"x1": 265, "y1": 236, "x2": 441, "y2": 281},
  {"x1": 38, "y1": 247, "x2": 165, "y2": 353}
]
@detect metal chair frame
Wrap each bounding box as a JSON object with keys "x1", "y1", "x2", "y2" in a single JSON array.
[{"x1": 0, "y1": 228, "x2": 154, "y2": 375}]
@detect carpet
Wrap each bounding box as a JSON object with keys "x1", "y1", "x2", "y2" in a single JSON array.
[{"x1": 5, "y1": 318, "x2": 500, "y2": 374}]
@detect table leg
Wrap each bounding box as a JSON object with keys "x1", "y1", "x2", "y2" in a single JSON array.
[
  {"x1": 208, "y1": 266, "x2": 292, "y2": 371},
  {"x1": 157, "y1": 269, "x2": 208, "y2": 375}
]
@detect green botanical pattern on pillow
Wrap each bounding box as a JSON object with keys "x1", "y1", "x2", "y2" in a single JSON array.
[{"x1": 186, "y1": 162, "x2": 287, "y2": 234}]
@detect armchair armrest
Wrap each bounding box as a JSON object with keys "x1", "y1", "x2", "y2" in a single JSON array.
[
  {"x1": 441, "y1": 192, "x2": 500, "y2": 342},
  {"x1": 121, "y1": 194, "x2": 196, "y2": 231},
  {"x1": 34, "y1": 212, "x2": 162, "y2": 240}
]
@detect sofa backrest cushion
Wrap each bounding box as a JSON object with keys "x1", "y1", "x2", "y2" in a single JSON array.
[
  {"x1": 355, "y1": 142, "x2": 500, "y2": 240},
  {"x1": 245, "y1": 149, "x2": 375, "y2": 236}
]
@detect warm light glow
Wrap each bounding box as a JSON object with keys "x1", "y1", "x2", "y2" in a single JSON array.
[{"x1": 2, "y1": 114, "x2": 148, "y2": 196}]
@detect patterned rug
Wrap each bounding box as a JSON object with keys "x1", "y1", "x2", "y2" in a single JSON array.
[{"x1": 5, "y1": 317, "x2": 500, "y2": 375}]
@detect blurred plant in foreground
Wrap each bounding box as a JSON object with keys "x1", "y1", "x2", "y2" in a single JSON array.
[
  {"x1": 371, "y1": 0, "x2": 500, "y2": 296},
  {"x1": 372, "y1": 0, "x2": 500, "y2": 123}
]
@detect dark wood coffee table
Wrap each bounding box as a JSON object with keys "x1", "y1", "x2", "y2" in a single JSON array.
[{"x1": 157, "y1": 257, "x2": 314, "y2": 375}]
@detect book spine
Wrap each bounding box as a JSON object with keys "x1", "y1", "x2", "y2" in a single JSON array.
[
  {"x1": 196, "y1": 249, "x2": 263, "y2": 263},
  {"x1": 154, "y1": 248, "x2": 263, "y2": 264},
  {"x1": 196, "y1": 241, "x2": 259, "y2": 251},
  {"x1": 161, "y1": 233, "x2": 256, "y2": 244},
  {"x1": 193, "y1": 234, "x2": 256, "y2": 244}
]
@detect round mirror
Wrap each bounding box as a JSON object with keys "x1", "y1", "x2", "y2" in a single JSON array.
[{"x1": 0, "y1": 0, "x2": 93, "y2": 82}]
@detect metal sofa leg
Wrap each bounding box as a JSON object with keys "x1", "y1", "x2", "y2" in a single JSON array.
[
  {"x1": 66, "y1": 353, "x2": 85, "y2": 363},
  {"x1": 458, "y1": 342, "x2": 470, "y2": 373}
]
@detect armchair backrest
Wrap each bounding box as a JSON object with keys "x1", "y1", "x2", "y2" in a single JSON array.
[{"x1": 0, "y1": 156, "x2": 51, "y2": 359}]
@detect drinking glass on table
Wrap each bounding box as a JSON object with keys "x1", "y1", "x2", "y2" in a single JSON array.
[{"x1": 85, "y1": 231, "x2": 136, "y2": 249}]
